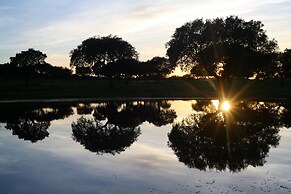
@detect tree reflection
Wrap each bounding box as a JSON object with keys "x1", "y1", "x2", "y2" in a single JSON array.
[
  {"x1": 168, "y1": 100, "x2": 283, "y2": 172},
  {"x1": 72, "y1": 100, "x2": 177, "y2": 155},
  {"x1": 72, "y1": 117, "x2": 141, "y2": 155},
  {"x1": 6, "y1": 119, "x2": 50, "y2": 143},
  {"x1": 0, "y1": 103, "x2": 74, "y2": 143},
  {"x1": 0, "y1": 103, "x2": 74, "y2": 123},
  {"x1": 279, "y1": 102, "x2": 291, "y2": 128},
  {"x1": 76, "y1": 103, "x2": 94, "y2": 115},
  {"x1": 93, "y1": 101, "x2": 177, "y2": 128}
]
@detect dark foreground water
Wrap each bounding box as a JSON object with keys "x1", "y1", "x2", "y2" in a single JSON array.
[{"x1": 0, "y1": 100, "x2": 291, "y2": 194}]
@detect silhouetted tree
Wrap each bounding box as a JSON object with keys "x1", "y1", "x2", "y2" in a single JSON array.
[
  {"x1": 75, "y1": 66, "x2": 92, "y2": 77},
  {"x1": 166, "y1": 16, "x2": 278, "y2": 86},
  {"x1": 168, "y1": 100, "x2": 281, "y2": 172},
  {"x1": 34, "y1": 63, "x2": 72, "y2": 78},
  {"x1": 99, "y1": 57, "x2": 175, "y2": 80},
  {"x1": 278, "y1": 49, "x2": 291, "y2": 83},
  {"x1": 97, "y1": 58, "x2": 140, "y2": 84},
  {"x1": 1, "y1": 60, "x2": 71, "y2": 80},
  {"x1": 10, "y1": 48, "x2": 47, "y2": 85},
  {"x1": 141, "y1": 57, "x2": 175, "y2": 78},
  {"x1": 70, "y1": 35, "x2": 138, "y2": 78},
  {"x1": 0, "y1": 63, "x2": 21, "y2": 79}
]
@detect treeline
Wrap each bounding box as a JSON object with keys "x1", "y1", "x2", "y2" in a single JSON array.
[
  {"x1": 0, "y1": 48, "x2": 72, "y2": 85},
  {"x1": 0, "y1": 37, "x2": 175, "y2": 85},
  {"x1": 0, "y1": 61, "x2": 72, "y2": 79},
  {"x1": 1, "y1": 16, "x2": 291, "y2": 84}
]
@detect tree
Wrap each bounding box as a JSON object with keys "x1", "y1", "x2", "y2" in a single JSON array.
[
  {"x1": 34, "y1": 63, "x2": 72, "y2": 78},
  {"x1": 142, "y1": 57, "x2": 175, "y2": 78},
  {"x1": 278, "y1": 49, "x2": 291, "y2": 83},
  {"x1": 97, "y1": 58, "x2": 140, "y2": 84},
  {"x1": 10, "y1": 48, "x2": 47, "y2": 85},
  {"x1": 70, "y1": 35, "x2": 138, "y2": 77},
  {"x1": 0, "y1": 63, "x2": 21, "y2": 79},
  {"x1": 166, "y1": 16, "x2": 278, "y2": 83}
]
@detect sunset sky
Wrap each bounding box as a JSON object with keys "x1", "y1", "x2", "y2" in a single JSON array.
[{"x1": 1, "y1": 0, "x2": 291, "y2": 68}]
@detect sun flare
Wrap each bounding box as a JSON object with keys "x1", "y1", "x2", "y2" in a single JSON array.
[{"x1": 221, "y1": 101, "x2": 231, "y2": 111}]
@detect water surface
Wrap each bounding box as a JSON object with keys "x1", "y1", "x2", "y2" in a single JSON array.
[{"x1": 0, "y1": 100, "x2": 290, "y2": 194}]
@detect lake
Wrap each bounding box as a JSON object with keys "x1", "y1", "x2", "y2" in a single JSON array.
[{"x1": 0, "y1": 99, "x2": 291, "y2": 194}]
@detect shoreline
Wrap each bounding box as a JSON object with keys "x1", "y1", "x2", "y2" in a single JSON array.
[
  {"x1": 1, "y1": 79, "x2": 291, "y2": 103},
  {"x1": 1, "y1": 96, "x2": 291, "y2": 104}
]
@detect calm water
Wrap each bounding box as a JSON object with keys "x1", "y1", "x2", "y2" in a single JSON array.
[{"x1": 0, "y1": 100, "x2": 291, "y2": 194}]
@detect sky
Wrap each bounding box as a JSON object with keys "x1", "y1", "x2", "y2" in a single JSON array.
[{"x1": 1, "y1": 0, "x2": 291, "y2": 68}]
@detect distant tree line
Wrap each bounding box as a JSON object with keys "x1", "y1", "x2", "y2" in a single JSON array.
[
  {"x1": 69, "y1": 35, "x2": 175, "y2": 81},
  {"x1": 1, "y1": 16, "x2": 291, "y2": 85},
  {"x1": 0, "y1": 48, "x2": 72, "y2": 85}
]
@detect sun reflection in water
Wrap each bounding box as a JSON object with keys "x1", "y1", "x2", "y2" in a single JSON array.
[
  {"x1": 221, "y1": 101, "x2": 231, "y2": 111},
  {"x1": 211, "y1": 100, "x2": 231, "y2": 112}
]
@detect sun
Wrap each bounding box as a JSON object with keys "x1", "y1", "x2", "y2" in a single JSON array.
[{"x1": 221, "y1": 101, "x2": 231, "y2": 111}]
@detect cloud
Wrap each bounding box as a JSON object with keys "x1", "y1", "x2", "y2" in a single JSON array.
[{"x1": 1, "y1": 0, "x2": 291, "y2": 65}]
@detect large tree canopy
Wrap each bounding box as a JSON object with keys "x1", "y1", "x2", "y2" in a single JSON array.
[
  {"x1": 166, "y1": 16, "x2": 278, "y2": 80},
  {"x1": 4, "y1": 49, "x2": 72, "y2": 80},
  {"x1": 9, "y1": 48, "x2": 47, "y2": 84},
  {"x1": 96, "y1": 58, "x2": 140, "y2": 79},
  {"x1": 70, "y1": 35, "x2": 138, "y2": 76},
  {"x1": 141, "y1": 57, "x2": 175, "y2": 78},
  {"x1": 10, "y1": 48, "x2": 47, "y2": 68},
  {"x1": 93, "y1": 56, "x2": 175, "y2": 80}
]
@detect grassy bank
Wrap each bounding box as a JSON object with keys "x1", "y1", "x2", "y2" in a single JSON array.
[{"x1": 0, "y1": 78, "x2": 291, "y2": 101}]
